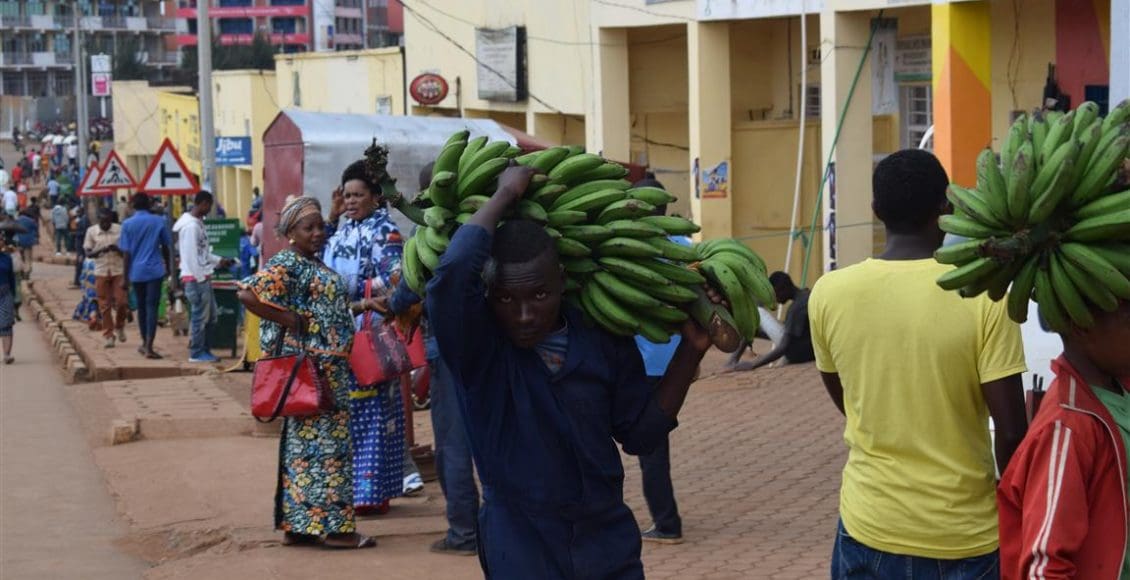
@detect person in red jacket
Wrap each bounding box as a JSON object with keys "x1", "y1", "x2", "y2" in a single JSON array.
[{"x1": 998, "y1": 299, "x2": 1130, "y2": 579}]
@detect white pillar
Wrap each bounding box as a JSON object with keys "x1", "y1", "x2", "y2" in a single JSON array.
[{"x1": 1112, "y1": 0, "x2": 1130, "y2": 102}]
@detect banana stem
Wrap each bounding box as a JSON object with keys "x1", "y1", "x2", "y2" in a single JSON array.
[{"x1": 385, "y1": 180, "x2": 427, "y2": 226}]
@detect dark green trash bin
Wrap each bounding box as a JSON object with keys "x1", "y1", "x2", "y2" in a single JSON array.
[{"x1": 208, "y1": 281, "x2": 240, "y2": 358}]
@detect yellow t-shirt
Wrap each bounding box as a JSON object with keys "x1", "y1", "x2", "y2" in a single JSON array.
[{"x1": 809, "y1": 258, "x2": 1026, "y2": 559}]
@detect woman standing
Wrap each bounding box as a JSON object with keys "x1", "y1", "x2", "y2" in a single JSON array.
[
  {"x1": 323, "y1": 159, "x2": 408, "y2": 514},
  {"x1": 237, "y1": 197, "x2": 375, "y2": 549},
  {"x1": 0, "y1": 238, "x2": 16, "y2": 364}
]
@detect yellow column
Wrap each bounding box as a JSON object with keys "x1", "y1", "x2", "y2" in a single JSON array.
[
  {"x1": 819, "y1": 10, "x2": 873, "y2": 273},
  {"x1": 687, "y1": 21, "x2": 732, "y2": 240},
  {"x1": 590, "y1": 28, "x2": 631, "y2": 161},
  {"x1": 932, "y1": 1, "x2": 991, "y2": 187}
]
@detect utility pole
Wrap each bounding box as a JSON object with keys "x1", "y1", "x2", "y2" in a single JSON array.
[
  {"x1": 198, "y1": 0, "x2": 215, "y2": 196},
  {"x1": 73, "y1": 6, "x2": 87, "y2": 177}
]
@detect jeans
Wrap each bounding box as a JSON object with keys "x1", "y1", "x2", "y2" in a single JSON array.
[
  {"x1": 430, "y1": 355, "x2": 479, "y2": 550},
  {"x1": 831, "y1": 520, "x2": 999, "y2": 580},
  {"x1": 95, "y1": 274, "x2": 128, "y2": 337},
  {"x1": 637, "y1": 378, "x2": 682, "y2": 535},
  {"x1": 132, "y1": 279, "x2": 163, "y2": 344},
  {"x1": 54, "y1": 229, "x2": 67, "y2": 253},
  {"x1": 184, "y1": 279, "x2": 216, "y2": 358}
]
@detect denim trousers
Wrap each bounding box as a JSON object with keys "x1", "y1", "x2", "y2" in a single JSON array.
[
  {"x1": 636, "y1": 376, "x2": 682, "y2": 535},
  {"x1": 132, "y1": 279, "x2": 163, "y2": 343},
  {"x1": 831, "y1": 519, "x2": 999, "y2": 580},
  {"x1": 184, "y1": 280, "x2": 216, "y2": 358},
  {"x1": 429, "y1": 354, "x2": 479, "y2": 550}
]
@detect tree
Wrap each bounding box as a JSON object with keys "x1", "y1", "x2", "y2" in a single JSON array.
[
  {"x1": 112, "y1": 35, "x2": 149, "y2": 81},
  {"x1": 178, "y1": 31, "x2": 276, "y2": 73}
]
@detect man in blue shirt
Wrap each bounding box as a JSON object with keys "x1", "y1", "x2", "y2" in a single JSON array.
[
  {"x1": 427, "y1": 166, "x2": 713, "y2": 579},
  {"x1": 119, "y1": 193, "x2": 172, "y2": 359}
]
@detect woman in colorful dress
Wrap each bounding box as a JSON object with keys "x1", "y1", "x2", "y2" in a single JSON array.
[
  {"x1": 72, "y1": 253, "x2": 100, "y2": 329},
  {"x1": 0, "y1": 237, "x2": 17, "y2": 364},
  {"x1": 323, "y1": 159, "x2": 409, "y2": 515},
  {"x1": 237, "y1": 196, "x2": 375, "y2": 549}
]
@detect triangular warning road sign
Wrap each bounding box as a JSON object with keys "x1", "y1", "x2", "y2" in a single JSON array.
[
  {"x1": 93, "y1": 150, "x2": 137, "y2": 190},
  {"x1": 138, "y1": 138, "x2": 200, "y2": 196},
  {"x1": 77, "y1": 164, "x2": 111, "y2": 196}
]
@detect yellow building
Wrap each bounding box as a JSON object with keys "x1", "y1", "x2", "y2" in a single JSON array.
[
  {"x1": 274, "y1": 48, "x2": 406, "y2": 116},
  {"x1": 212, "y1": 69, "x2": 279, "y2": 221},
  {"x1": 111, "y1": 80, "x2": 192, "y2": 185}
]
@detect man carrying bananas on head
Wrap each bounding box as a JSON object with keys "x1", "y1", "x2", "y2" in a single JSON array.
[{"x1": 426, "y1": 164, "x2": 716, "y2": 579}]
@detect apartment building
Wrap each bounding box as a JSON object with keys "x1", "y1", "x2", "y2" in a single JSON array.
[{"x1": 0, "y1": 0, "x2": 178, "y2": 96}]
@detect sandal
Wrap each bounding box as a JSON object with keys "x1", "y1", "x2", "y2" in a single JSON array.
[
  {"x1": 281, "y1": 532, "x2": 321, "y2": 547},
  {"x1": 322, "y1": 533, "x2": 377, "y2": 550},
  {"x1": 145, "y1": 351, "x2": 164, "y2": 360}
]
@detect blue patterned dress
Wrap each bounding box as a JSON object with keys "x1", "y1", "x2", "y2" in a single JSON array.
[
  {"x1": 323, "y1": 209, "x2": 406, "y2": 509},
  {"x1": 241, "y1": 249, "x2": 358, "y2": 535}
]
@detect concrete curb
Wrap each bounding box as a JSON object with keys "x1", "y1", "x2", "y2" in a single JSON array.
[{"x1": 22, "y1": 280, "x2": 89, "y2": 384}]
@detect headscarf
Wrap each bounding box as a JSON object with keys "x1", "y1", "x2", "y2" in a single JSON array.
[{"x1": 276, "y1": 195, "x2": 321, "y2": 238}]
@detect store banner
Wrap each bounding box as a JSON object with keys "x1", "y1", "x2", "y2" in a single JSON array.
[{"x1": 215, "y1": 137, "x2": 252, "y2": 166}]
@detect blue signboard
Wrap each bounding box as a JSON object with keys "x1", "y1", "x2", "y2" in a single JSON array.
[{"x1": 215, "y1": 136, "x2": 252, "y2": 166}]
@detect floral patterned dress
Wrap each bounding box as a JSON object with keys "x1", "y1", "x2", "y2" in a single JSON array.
[
  {"x1": 323, "y1": 209, "x2": 406, "y2": 509},
  {"x1": 240, "y1": 249, "x2": 358, "y2": 536}
]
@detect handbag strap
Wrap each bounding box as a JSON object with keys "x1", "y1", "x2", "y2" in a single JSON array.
[{"x1": 362, "y1": 277, "x2": 373, "y2": 329}]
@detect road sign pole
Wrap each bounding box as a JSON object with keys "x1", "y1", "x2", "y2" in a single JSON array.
[{"x1": 198, "y1": 0, "x2": 216, "y2": 203}]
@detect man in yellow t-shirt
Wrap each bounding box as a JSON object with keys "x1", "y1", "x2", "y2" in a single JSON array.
[{"x1": 809, "y1": 150, "x2": 1028, "y2": 578}]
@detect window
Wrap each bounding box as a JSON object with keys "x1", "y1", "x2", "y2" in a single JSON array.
[
  {"x1": 272, "y1": 17, "x2": 297, "y2": 34},
  {"x1": 218, "y1": 18, "x2": 253, "y2": 35},
  {"x1": 218, "y1": 0, "x2": 252, "y2": 6},
  {"x1": 900, "y1": 84, "x2": 933, "y2": 150},
  {"x1": 805, "y1": 85, "x2": 820, "y2": 118}
]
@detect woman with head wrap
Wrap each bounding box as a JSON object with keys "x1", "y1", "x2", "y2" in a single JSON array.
[
  {"x1": 322, "y1": 157, "x2": 415, "y2": 514},
  {"x1": 237, "y1": 196, "x2": 376, "y2": 549}
]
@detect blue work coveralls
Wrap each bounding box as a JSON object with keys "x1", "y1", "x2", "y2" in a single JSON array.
[{"x1": 427, "y1": 225, "x2": 677, "y2": 579}]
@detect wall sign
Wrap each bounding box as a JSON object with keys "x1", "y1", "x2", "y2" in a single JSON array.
[
  {"x1": 475, "y1": 26, "x2": 527, "y2": 102},
  {"x1": 409, "y1": 73, "x2": 449, "y2": 106},
  {"x1": 895, "y1": 36, "x2": 932, "y2": 82},
  {"x1": 215, "y1": 136, "x2": 252, "y2": 166}
]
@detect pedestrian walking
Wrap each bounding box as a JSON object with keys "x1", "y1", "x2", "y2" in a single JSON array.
[
  {"x1": 3, "y1": 183, "x2": 16, "y2": 218},
  {"x1": 237, "y1": 196, "x2": 376, "y2": 550},
  {"x1": 173, "y1": 191, "x2": 232, "y2": 363},
  {"x1": 84, "y1": 209, "x2": 128, "y2": 348},
  {"x1": 809, "y1": 150, "x2": 1028, "y2": 578},
  {"x1": 51, "y1": 199, "x2": 69, "y2": 255},
  {"x1": 70, "y1": 202, "x2": 90, "y2": 288},
  {"x1": 119, "y1": 193, "x2": 172, "y2": 359},
  {"x1": 0, "y1": 238, "x2": 15, "y2": 364},
  {"x1": 427, "y1": 166, "x2": 714, "y2": 578},
  {"x1": 322, "y1": 159, "x2": 410, "y2": 514},
  {"x1": 14, "y1": 207, "x2": 39, "y2": 279}
]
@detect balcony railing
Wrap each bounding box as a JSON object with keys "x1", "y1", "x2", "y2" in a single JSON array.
[
  {"x1": 1, "y1": 53, "x2": 33, "y2": 66},
  {"x1": 1, "y1": 15, "x2": 31, "y2": 28}
]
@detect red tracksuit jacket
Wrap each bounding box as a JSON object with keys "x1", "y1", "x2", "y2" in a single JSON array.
[{"x1": 998, "y1": 356, "x2": 1129, "y2": 579}]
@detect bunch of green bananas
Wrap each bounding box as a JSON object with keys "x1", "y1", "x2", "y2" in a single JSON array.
[
  {"x1": 935, "y1": 99, "x2": 1130, "y2": 331},
  {"x1": 397, "y1": 131, "x2": 772, "y2": 352}
]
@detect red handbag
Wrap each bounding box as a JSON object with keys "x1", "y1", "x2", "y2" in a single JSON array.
[
  {"x1": 350, "y1": 279, "x2": 427, "y2": 388},
  {"x1": 252, "y1": 328, "x2": 334, "y2": 422}
]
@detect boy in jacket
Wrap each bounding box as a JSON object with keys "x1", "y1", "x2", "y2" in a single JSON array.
[{"x1": 998, "y1": 299, "x2": 1130, "y2": 579}]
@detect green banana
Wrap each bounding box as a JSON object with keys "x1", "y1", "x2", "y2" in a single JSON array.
[
  {"x1": 444, "y1": 130, "x2": 470, "y2": 147},
  {"x1": 529, "y1": 184, "x2": 569, "y2": 208},
  {"x1": 1072, "y1": 135, "x2": 1129, "y2": 206},
  {"x1": 633, "y1": 258, "x2": 706, "y2": 285},
  {"x1": 596, "y1": 199, "x2": 656, "y2": 224},
  {"x1": 579, "y1": 283, "x2": 634, "y2": 336},
  {"x1": 426, "y1": 170, "x2": 459, "y2": 210},
  {"x1": 1103, "y1": 99, "x2": 1130, "y2": 134},
  {"x1": 1039, "y1": 110, "x2": 1075, "y2": 167},
  {"x1": 528, "y1": 146, "x2": 572, "y2": 173},
  {"x1": 560, "y1": 225, "x2": 614, "y2": 244},
  {"x1": 424, "y1": 206, "x2": 455, "y2": 229},
  {"x1": 548, "y1": 153, "x2": 605, "y2": 183},
  {"x1": 1074, "y1": 189, "x2": 1130, "y2": 220},
  {"x1": 1057, "y1": 249, "x2": 1120, "y2": 312},
  {"x1": 1029, "y1": 111, "x2": 1048, "y2": 157},
  {"x1": 638, "y1": 215, "x2": 701, "y2": 236},
  {"x1": 627, "y1": 187, "x2": 677, "y2": 207},
  {"x1": 433, "y1": 141, "x2": 466, "y2": 177},
  {"x1": 455, "y1": 213, "x2": 473, "y2": 225},
  {"x1": 1088, "y1": 243, "x2": 1130, "y2": 276},
  {"x1": 593, "y1": 271, "x2": 665, "y2": 310},
  {"x1": 458, "y1": 136, "x2": 488, "y2": 175},
  {"x1": 1006, "y1": 145, "x2": 1035, "y2": 225},
  {"x1": 583, "y1": 282, "x2": 639, "y2": 334},
  {"x1": 556, "y1": 237, "x2": 592, "y2": 257},
  {"x1": 551, "y1": 180, "x2": 632, "y2": 211},
  {"x1": 597, "y1": 237, "x2": 663, "y2": 259},
  {"x1": 544, "y1": 227, "x2": 562, "y2": 240},
  {"x1": 707, "y1": 252, "x2": 776, "y2": 308},
  {"x1": 985, "y1": 258, "x2": 1026, "y2": 301},
  {"x1": 1029, "y1": 139, "x2": 1079, "y2": 204},
  {"x1": 1049, "y1": 250, "x2": 1095, "y2": 328},
  {"x1": 605, "y1": 220, "x2": 666, "y2": 239},
  {"x1": 554, "y1": 189, "x2": 628, "y2": 214},
  {"x1": 1069, "y1": 122, "x2": 1103, "y2": 186},
  {"x1": 1059, "y1": 242, "x2": 1130, "y2": 299},
  {"x1": 564, "y1": 278, "x2": 582, "y2": 293},
  {"x1": 401, "y1": 236, "x2": 427, "y2": 295},
  {"x1": 650, "y1": 304, "x2": 690, "y2": 324},
  {"x1": 975, "y1": 148, "x2": 1010, "y2": 225},
  {"x1": 700, "y1": 260, "x2": 757, "y2": 341},
  {"x1": 1034, "y1": 265, "x2": 1071, "y2": 333},
  {"x1": 458, "y1": 195, "x2": 491, "y2": 214},
  {"x1": 415, "y1": 232, "x2": 440, "y2": 272},
  {"x1": 1072, "y1": 101, "x2": 1099, "y2": 138},
  {"x1": 1007, "y1": 255, "x2": 1040, "y2": 324},
  {"x1": 637, "y1": 318, "x2": 673, "y2": 344},
  {"x1": 1027, "y1": 157, "x2": 1076, "y2": 224},
  {"x1": 573, "y1": 162, "x2": 629, "y2": 183},
  {"x1": 546, "y1": 210, "x2": 588, "y2": 228},
  {"x1": 514, "y1": 200, "x2": 548, "y2": 223},
  {"x1": 597, "y1": 257, "x2": 672, "y2": 287},
  {"x1": 688, "y1": 285, "x2": 742, "y2": 353},
  {"x1": 457, "y1": 157, "x2": 510, "y2": 199},
  {"x1": 646, "y1": 237, "x2": 701, "y2": 262},
  {"x1": 635, "y1": 277, "x2": 698, "y2": 304},
  {"x1": 1001, "y1": 115, "x2": 1028, "y2": 182},
  {"x1": 503, "y1": 145, "x2": 522, "y2": 159},
  {"x1": 934, "y1": 239, "x2": 984, "y2": 265},
  {"x1": 938, "y1": 215, "x2": 1007, "y2": 239},
  {"x1": 464, "y1": 141, "x2": 511, "y2": 170},
  {"x1": 936, "y1": 257, "x2": 998, "y2": 291},
  {"x1": 420, "y1": 226, "x2": 450, "y2": 254},
  {"x1": 563, "y1": 258, "x2": 600, "y2": 275},
  {"x1": 947, "y1": 185, "x2": 1008, "y2": 230},
  {"x1": 1063, "y1": 209, "x2": 1130, "y2": 243},
  {"x1": 699, "y1": 239, "x2": 766, "y2": 272}
]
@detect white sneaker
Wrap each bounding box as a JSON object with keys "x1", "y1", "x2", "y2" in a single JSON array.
[
  {"x1": 55, "y1": 252, "x2": 61, "y2": 256},
  {"x1": 403, "y1": 473, "x2": 424, "y2": 496}
]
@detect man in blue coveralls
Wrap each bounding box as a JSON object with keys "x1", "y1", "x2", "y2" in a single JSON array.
[{"x1": 426, "y1": 165, "x2": 715, "y2": 579}]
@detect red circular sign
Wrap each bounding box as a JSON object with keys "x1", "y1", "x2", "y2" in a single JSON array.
[{"x1": 410, "y1": 73, "x2": 449, "y2": 106}]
